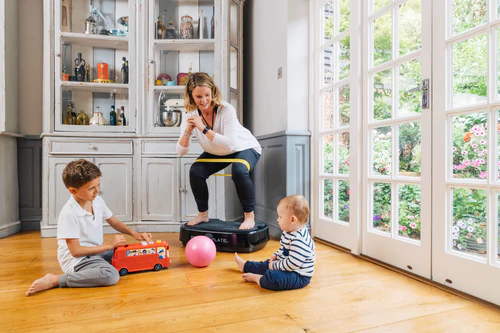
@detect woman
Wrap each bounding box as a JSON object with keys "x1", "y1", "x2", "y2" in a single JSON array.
[{"x1": 176, "y1": 72, "x2": 262, "y2": 230}]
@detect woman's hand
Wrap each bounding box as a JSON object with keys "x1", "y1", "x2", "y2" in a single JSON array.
[{"x1": 187, "y1": 115, "x2": 206, "y2": 131}]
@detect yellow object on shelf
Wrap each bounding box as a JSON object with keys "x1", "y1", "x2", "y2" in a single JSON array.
[{"x1": 93, "y1": 79, "x2": 115, "y2": 84}]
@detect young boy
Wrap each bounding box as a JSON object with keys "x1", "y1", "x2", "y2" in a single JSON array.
[
  {"x1": 26, "y1": 159, "x2": 153, "y2": 296},
  {"x1": 234, "y1": 194, "x2": 316, "y2": 291}
]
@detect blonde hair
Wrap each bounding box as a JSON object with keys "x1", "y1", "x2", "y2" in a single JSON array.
[
  {"x1": 183, "y1": 72, "x2": 223, "y2": 112},
  {"x1": 278, "y1": 194, "x2": 310, "y2": 224}
]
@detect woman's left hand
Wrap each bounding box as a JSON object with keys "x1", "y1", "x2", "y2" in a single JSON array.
[{"x1": 187, "y1": 116, "x2": 206, "y2": 131}]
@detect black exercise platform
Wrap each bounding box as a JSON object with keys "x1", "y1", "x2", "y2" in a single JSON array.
[{"x1": 180, "y1": 219, "x2": 269, "y2": 253}]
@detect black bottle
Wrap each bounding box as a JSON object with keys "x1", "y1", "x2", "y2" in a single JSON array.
[{"x1": 74, "y1": 53, "x2": 86, "y2": 82}]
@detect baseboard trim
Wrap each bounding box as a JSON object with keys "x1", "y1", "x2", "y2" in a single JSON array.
[{"x1": 0, "y1": 221, "x2": 21, "y2": 238}]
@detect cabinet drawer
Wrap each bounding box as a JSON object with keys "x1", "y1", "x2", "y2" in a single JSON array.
[
  {"x1": 142, "y1": 141, "x2": 204, "y2": 155},
  {"x1": 50, "y1": 140, "x2": 133, "y2": 155}
]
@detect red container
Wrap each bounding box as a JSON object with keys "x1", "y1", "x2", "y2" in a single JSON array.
[{"x1": 97, "y1": 62, "x2": 109, "y2": 80}]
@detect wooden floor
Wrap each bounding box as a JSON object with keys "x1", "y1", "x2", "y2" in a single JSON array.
[{"x1": 1, "y1": 232, "x2": 500, "y2": 332}]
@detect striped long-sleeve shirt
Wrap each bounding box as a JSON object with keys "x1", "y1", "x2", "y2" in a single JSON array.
[{"x1": 271, "y1": 227, "x2": 316, "y2": 277}]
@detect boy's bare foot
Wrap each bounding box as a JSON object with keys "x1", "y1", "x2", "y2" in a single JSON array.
[
  {"x1": 242, "y1": 273, "x2": 262, "y2": 286},
  {"x1": 234, "y1": 252, "x2": 246, "y2": 272},
  {"x1": 26, "y1": 274, "x2": 59, "y2": 296},
  {"x1": 187, "y1": 211, "x2": 210, "y2": 226},
  {"x1": 239, "y1": 211, "x2": 256, "y2": 230}
]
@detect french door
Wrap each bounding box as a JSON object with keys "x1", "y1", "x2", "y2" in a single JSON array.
[
  {"x1": 312, "y1": 0, "x2": 362, "y2": 252},
  {"x1": 361, "y1": 0, "x2": 432, "y2": 278},
  {"x1": 433, "y1": 0, "x2": 500, "y2": 305}
]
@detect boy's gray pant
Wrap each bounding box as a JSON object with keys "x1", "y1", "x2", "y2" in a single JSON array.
[{"x1": 58, "y1": 250, "x2": 120, "y2": 288}]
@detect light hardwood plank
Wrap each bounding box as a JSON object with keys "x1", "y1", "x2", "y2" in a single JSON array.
[{"x1": 0, "y1": 231, "x2": 499, "y2": 332}]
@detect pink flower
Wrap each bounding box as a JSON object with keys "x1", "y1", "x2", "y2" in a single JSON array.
[
  {"x1": 461, "y1": 151, "x2": 468, "y2": 155},
  {"x1": 410, "y1": 222, "x2": 417, "y2": 228},
  {"x1": 476, "y1": 238, "x2": 483, "y2": 244},
  {"x1": 408, "y1": 215, "x2": 414, "y2": 219},
  {"x1": 479, "y1": 171, "x2": 487, "y2": 179}
]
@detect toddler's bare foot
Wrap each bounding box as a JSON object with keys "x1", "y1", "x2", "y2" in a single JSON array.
[
  {"x1": 26, "y1": 274, "x2": 59, "y2": 296},
  {"x1": 239, "y1": 211, "x2": 255, "y2": 230},
  {"x1": 234, "y1": 252, "x2": 246, "y2": 272},
  {"x1": 187, "y1": 211, "x2": 210, "y2": 226},
  {"x1": 242, "y1": 273, "x2": 262, "y2": 286}
]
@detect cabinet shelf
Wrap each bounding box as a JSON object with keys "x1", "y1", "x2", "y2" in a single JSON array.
[
  {"x1": 153, "y1": 85, "x2": 185, "y2": 93},
  {"x1": 61, "y1": 32, "x2": 129, "y2": 50},
  {"x1": 153, "y1": 39, "x2": 215, "y2": 51},
  {"x1": 61, "y1": 81, "x2": 129, "y2": 93}
]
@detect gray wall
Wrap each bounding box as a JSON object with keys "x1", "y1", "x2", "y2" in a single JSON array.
[
  {"x1": 0, "y1": 136, "x2": 20, "y2": 237},
  {"x1": 244, "y1": 0, "x2": 311, "y2": 234}
]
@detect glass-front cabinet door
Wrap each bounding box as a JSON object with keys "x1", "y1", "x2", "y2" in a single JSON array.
[
  {"x1": 147, "y1": 0, "x2": 218, "y2": 134},
  {"x1": 54, "y1": 0, "x2": 135, "y2": 133}
]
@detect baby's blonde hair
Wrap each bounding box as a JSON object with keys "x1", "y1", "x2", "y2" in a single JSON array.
[{"x1": 278, "y1": 194, "x2": 310, "y2": 224}]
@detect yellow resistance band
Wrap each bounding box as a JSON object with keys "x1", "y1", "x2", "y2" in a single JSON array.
[{"x1": 195, "y1": 158, "x2": 251, "y2": 176}]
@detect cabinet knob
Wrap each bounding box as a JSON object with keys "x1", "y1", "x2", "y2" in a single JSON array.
[
  {"x1": 55, "y1": 52, "x2": 61, "y2": 57},
  {"x1": 89, "y1": 144, "x2": 97, "y2": 150},
  {"x1": 179, "y1": 186, "x2": 187, "y2": 193}
]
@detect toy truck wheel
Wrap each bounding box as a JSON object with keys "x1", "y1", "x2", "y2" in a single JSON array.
[
  {"x1": 153, "y1": 264, "x2": 162, "y2": 271},
  {"x1": 119, "y1": 268, "x2": 128, "y2": 276}
]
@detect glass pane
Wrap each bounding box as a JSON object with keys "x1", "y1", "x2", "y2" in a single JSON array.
[
  {"x1": 373, "y1": 0, "x2": 391, "y2": 13},
  {"x1": 323, "y1": 134, "x2": 334, "y2": 174},
  {"x1": 452, "y1": 34, "x2": 487, "y2": 108},
  {"x1": 398, "y1": 59, "x2": 422, "y2": 115},
  {"x1": 398, "y1": 184, "x2": 421, "y2": 240},
  {"x1": 373, "y1": 11, "x2": 392, "y2": 66},
  {"x1": 497, "y1": 30, "x2": 500, "y2": 99},
  {"x1": 230, "y1": 91, "x2": 238, "y2": 119},
  {"x1": 373, "y1": 182, "x2": 392, "y2": 233},
  {"x1": 339, "y1": 0, "x2": 350, "y2": 33},
  {"x1": 323, "y1": 1, "x2": 335, "y2": 41},
  {"x1": 452, "y1": 187, "x2": 487, "y2": 258},
  {"x1": 498, "y1": 110, "x2": 500, "y2": 180},
  {"x1": 399, "y1": 0, "x2": 421, "y2": 57},
  {"x1": 338, "y1": 180, "x2": 350, "y2": 223},
  {"x1": 322, "y1": 90, "x2": 334, "y2": 130},
  {"x1": 452, "y1": 113, "x2": 488, "y2": 180},
  {"x1": 323, "y1": 46, "x2": 334, "y2": 86},
  {"x1": 339, "y1": 84, "x2": 350, "y2": 126},
  {"x1": 373, "y1": 69, "x2": 392, "y2": 120},
  {"x1": 338, "y1": 132, "x2": 350, "y2": 174},
  {"x1": 497, "y1": 193, "x2": 500, "y2": 261},
  {"x1": 453, "y1": 0, "x2": 487, "y2": 36},
  {"x1": 339, "y1": 35, "x2": 351, "y2": 80},
  {"x1": 323, "y1": 178, "x2": 333, "y2": 219},
  {"x1": 230, "y1": 46, "x2": 238, "y2": 90},
  {"x1": 373, "y1": 126, "x2": 392, "y2": 175},
  {"x1": 398, "y1": 122, "x2": 421, "y2": 177},
  {"x1": 230, "y1": 1, "x2": 238, "y2": 45}
]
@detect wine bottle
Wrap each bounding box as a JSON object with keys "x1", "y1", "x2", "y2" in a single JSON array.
[
  {"x1": 120, "y1": 106, "x2": 127, "y2": 126},
  {"x1": 110, "y1": 105, "x2": 116, "y2": 126},
  {"x1": 211, "y1": 6, "x2": 215, "y2": 39},
  {"x1": 64, "y1": 104, "x2": 72, "y2": 125}
]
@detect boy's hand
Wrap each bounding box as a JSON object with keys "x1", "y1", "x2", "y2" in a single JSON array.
[
  {"x1": 270, "y1": 254, "x2": 277, "y2": 261},
  {"x1": 135, "y1": 232, "x2": 153, "y2": 243},
  {"x1": 268, "y1": 260, "x2": 274, "y2": 270},
  {"x1": 109, "y1": 235, "x2": 126, "y2": 249}
]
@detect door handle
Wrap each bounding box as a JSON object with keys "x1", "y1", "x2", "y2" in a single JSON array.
[{"x1": 407, "y1": 79, "x2": 429, "y2": 109}]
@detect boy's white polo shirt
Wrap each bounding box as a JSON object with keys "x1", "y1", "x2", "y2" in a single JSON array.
[{"x1": 57, "y1": 195, "x2": 113, "y2": 273}]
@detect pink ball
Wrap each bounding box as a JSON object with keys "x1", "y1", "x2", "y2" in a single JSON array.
[{"x1": 185, "y1": 236, "x2": 217, "y2": 267}]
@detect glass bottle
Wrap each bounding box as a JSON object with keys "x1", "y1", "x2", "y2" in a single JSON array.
[
  {"x1": 166, "y1": 19, "x2": 176, "y2": 39},
  {"x1": 71, "y1": 102, "x2": 77, "y2": 124},
  {"x1": 156, "y1": 17, "x2": 163, "y2": 39},
  {"x1": 211, "y1": 6, "x2": 215, "y2": 39},
  {"x1": 76, "y1": 110, "x2": 89, "y2": 125},
  {"x1": 120, "y1": 106, "x2": 127, "y2": 126},
  {"x1": 64, "y1": 104, "x2": 72, "y2": 124},
  {"x1": 110, "y1": 105, "x2": 116, "y2": 125}
]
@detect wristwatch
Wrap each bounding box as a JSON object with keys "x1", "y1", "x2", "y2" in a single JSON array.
[{"x1": 203, "y1": 126, "x2": 210, "y2": 134}]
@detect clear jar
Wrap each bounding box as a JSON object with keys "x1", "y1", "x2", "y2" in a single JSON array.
[{"x1": 180, "y1": 15, "x2": 194, "y2": 39}]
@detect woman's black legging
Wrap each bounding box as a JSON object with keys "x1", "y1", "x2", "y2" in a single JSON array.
[{"x1": 189, "y1": 149, "x2": 261, "y2": 213}]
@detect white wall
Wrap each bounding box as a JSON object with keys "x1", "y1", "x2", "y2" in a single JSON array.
[{"x1": 244, "y1": 0, "x2": 309, "y2": 137}]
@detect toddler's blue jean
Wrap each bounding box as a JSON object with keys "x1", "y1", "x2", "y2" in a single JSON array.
[
  {"x1": 190, "y1": 149, "x2": 260, "y2": 212},
  {"x1": 244, "y1": 260, "x2": 311, "y2": 291}
]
